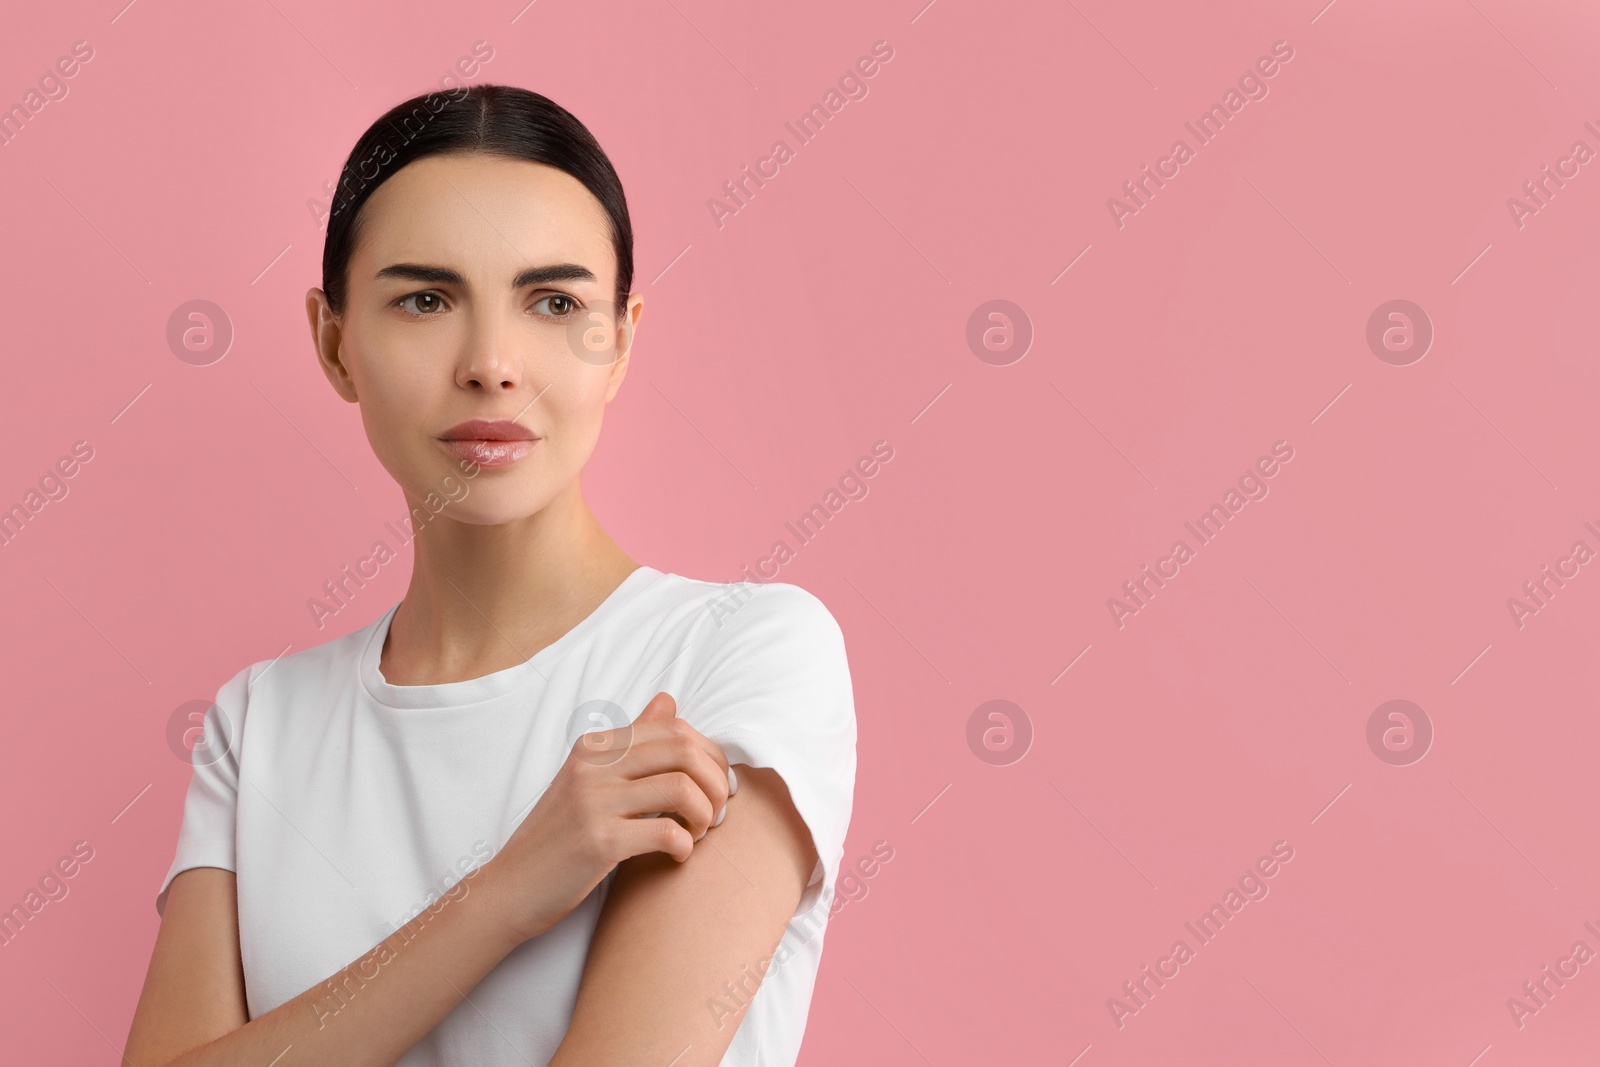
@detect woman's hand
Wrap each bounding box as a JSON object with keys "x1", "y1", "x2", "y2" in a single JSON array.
[{"x1": 484, "y1": 691, "x2": 736, "y2": 943}]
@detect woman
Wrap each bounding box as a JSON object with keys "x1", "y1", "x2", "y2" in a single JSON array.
[{"x1": 124, "y1": 83, "x2": 857, "y2": 1067}]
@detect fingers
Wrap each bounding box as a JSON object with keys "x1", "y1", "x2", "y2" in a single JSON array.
[
  {"x1": 610, "y1": 733, "x2": 730, "y2": 822},
  {"x1": 581, "y1": 692, "x2": 738, "y2": 863},
  {"x1": 602, "y1": 692, "x2": 730, "y2": 792},
  {"x1": 633, "y1": 690, "x2": 677, "y2": 723},
  {"x1": 627, "y1": 692, "x2": 730, "y2": 780},
  {"x1": 618, "y1": 772, "x2": 717, "y2": 839},
  {"x1": 615, "y1": 810, "x2": 697, "y2": 863}
]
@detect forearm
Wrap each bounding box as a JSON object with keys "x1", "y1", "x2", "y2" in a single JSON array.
[{"x1": 159, "y1": 866, "x2": 527, "y2": 1067}]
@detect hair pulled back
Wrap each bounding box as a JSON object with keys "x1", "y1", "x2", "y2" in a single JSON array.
[{"x1": 320, "y1": 83, "x2": 633, "y2": 318}]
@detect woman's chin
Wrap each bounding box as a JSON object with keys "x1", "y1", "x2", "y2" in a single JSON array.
[{"x1": 423, "y1": 492, "x2": 552, "y2": 529}]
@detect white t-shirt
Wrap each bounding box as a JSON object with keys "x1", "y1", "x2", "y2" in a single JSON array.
[{"x1": 156, "y1": 566, "x2": 857, "y2": 1066}]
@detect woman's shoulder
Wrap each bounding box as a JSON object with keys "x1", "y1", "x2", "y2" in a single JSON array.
[
  {"x1": 645, "y1": 570, "x2": 843, "y2": 643},
  {"x1": 214, "y1": 605, "x2": 394, "y2": 706}
]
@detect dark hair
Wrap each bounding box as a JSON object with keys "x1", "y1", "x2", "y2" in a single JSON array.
[{"x1": 320, "y1": 83, "x2": 633, "y2": 319}]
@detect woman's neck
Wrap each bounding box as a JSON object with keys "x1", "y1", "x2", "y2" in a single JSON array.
[{"x1": 378, "y1": 480, "x2": 638, "y2": 686}]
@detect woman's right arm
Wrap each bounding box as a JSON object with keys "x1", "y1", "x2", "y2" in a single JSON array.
[
  {"x1": 123, "y1": 860, "x2": 525, "y2": 1067},
  {"x1": 123, "y1": 691, "x2": 732, "y2": 1067}
]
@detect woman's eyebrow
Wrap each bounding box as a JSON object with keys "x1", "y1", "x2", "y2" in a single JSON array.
[{"x1": 373, "y1": 263, "x2": 597, "y2": 288}]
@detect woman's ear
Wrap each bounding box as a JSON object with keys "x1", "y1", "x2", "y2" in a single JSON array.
[
  {"x1": 604, "y1": 293, "x2": 644, "y2": 403},
  {"x1": 305, "y1": 288, "x2": 359, "y2": 403}
]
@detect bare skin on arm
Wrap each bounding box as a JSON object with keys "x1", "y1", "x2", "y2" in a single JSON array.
[
  {"x1": 125, "y1": 869, "x2": 249, "y2": 1060},
  {"x1": 550, "y1": 764, "x2": 820, "y2": 1067},
  {"x1": 124, "y1": 858, "x2": 529, "y2": 1067}
]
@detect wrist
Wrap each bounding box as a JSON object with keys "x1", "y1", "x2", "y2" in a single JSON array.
[{"x1": 473, "y1": 854, "x2": 553, "y2": 948}]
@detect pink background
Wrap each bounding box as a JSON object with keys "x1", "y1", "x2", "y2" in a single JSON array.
[{"x1": 3, "y1": 0, "x2": 1599, "y2": 1062}]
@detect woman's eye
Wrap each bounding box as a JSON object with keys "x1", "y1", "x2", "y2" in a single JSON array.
[
  {"x1": 534, "y1": 294, "x2": 579, "y2": 318},
  {"x1": 397, "y1": 292, "x2": 445, "y2": 316}
]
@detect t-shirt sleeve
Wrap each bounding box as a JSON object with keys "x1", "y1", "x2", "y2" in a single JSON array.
[
  {"x1": 155, "y1": 661, "x2": 255, "y2": 917},
  {"x1": 676, "y1": 581, "x2": 857, "y2": 919}
]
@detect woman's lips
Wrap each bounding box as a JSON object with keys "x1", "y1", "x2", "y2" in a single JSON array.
[{"x1": 439, "y1": 438, "x2": 537, "y2": 467}]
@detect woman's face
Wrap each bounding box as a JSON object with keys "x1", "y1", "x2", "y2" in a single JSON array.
[{"x1": 306, "y1": 151, "x2": 641, "y2": 525}]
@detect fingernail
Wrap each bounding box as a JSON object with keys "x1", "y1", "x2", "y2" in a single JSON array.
[
  {"x1": 728, "y1": 766, "x2": 739, "y2": 795},
  {"x1": 713, "y1": 805, "x2": 726, "y2": 827}
]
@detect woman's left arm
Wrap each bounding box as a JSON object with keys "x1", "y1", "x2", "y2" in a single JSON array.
[{"x1": 549, "y1": 762, "x2": 820, "y2": 1066}]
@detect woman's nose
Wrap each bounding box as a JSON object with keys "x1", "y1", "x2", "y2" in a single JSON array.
[{"x1": 456, "y1": 317, "x2": 525, "y2": 392}]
